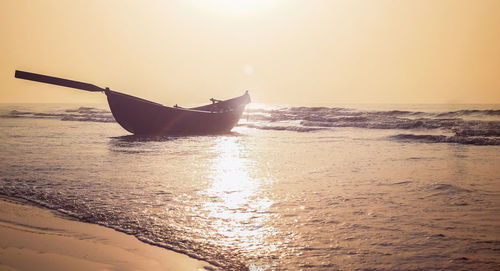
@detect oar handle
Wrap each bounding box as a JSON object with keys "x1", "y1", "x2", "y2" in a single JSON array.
[{"x1": 15, "y1": 70, "x2": 105, "y2": 92}]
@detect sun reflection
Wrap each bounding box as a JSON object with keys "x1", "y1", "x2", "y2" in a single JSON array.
[{"x1": 200, "y1": 136, "x2": 274, "y2": 253}]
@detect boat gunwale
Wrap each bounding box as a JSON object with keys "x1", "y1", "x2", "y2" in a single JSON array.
[{"x1": 106, "y1": 89, "x2": 249, "y2": 115}]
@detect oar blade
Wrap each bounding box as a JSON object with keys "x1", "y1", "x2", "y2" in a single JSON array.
[{"x1": 15, "y1": 70, "x2": 104, "y2": 92}]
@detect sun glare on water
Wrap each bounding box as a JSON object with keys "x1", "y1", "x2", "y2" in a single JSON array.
[{"x1": 199, "y1": 137, "x2": 275, "y2": 256}]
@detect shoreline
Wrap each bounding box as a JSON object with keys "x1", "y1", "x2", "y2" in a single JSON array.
[{"x1": 0, "y1": 197, "x2": 217, "y2": 271}]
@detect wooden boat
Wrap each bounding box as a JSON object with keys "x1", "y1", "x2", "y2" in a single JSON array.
[{"x1": 15, "y1": 70, "x2": 251, "y2": 135}]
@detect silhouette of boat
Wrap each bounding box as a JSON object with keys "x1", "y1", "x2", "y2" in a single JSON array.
[{"x1": 15, "y1": 70, "x2": 251, "y2": 135}]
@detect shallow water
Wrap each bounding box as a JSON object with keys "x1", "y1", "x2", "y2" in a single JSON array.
[{"x1": 0, "y1": 103, "x2": 499, "y2": 270}]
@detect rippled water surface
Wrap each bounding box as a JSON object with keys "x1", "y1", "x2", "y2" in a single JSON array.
[{"x1": 0, "y1": 103, "x2": 499, "y2": 270}]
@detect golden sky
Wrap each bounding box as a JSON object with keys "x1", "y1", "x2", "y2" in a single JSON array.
[{"x1": 1, "y1": 0, "x2": 499, "y2": 105}]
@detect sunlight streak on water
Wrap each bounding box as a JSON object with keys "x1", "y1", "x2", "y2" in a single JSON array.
[{"x1": 201, "y1": 137, "x2": 275, "y2": 257}]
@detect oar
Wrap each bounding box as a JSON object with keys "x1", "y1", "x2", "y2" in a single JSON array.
[{"x1": 14, "y1": 70, "x2": 105, "y2": 92}]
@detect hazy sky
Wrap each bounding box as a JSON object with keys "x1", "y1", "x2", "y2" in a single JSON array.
[{"x1": 1, "y1": 0, "x2": 499, "y2": 105}]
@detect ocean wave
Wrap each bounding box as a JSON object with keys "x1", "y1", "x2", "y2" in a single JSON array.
[
  {"x1": 246, "y1": 107, "x2": 499, "y2": 120},
  {"x1": 428, "y1": 183, "x2": 472, "y2": 193},
  {"x1": 240, "y1": 123, "x2": 326, "y2": 132},
  {"x1": 244, "y1": 107, "x2": 500, "y2": 144},
  {"x1": 300, "y1": 117, "x2": 471, "y2": 130},
  {"x1": 453, "y1": 127, "x2": 500, "y2": 137},
  {"x1": 436, "y1": 109, "x2": 500, "y2": 117},
  {"x1": 4, "y1": 105, "x2": 500, "y2": 145},
  {"x1": 425, "y1": 183, "x2": 474, "y2": 199},
  {"x1": 60, "y1": 115, "x2": 115, "y2": 123},
  {"x1": 390, "y1": 133, "x2": 500, "y2": 146},
  {"x1": 65, "y1": 106, "x2": 109, "y2": 114},
  {"x1": 4, "y1": 107, "x2": 115, "y2": 123}
]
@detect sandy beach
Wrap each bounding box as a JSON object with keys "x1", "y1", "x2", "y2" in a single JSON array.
[{"x1": 0, "y1": 197, "x2": 216, "y2": 271}]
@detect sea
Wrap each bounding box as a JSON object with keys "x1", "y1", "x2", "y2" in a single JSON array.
[{"x1": 0, "y1": 102, "x2": 499, "y2": 270}]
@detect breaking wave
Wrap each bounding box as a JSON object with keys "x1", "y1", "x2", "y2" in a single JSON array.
[
  {"x1": 436, "y1": 109, "x2": 500, "y2": 117},
  {"x1": 390, "y1": 134, "x2": 500, "y2": 146},
  {"x1": 243, "y1": 106, "x2": 500, "y2": 145},
  {"x1": 5, "y1": 107, "x2": 115, "y2": 123},
  {"x1": 3, "y1": 105, "x2": 499, "y2": 146},
  {"x1": 239, "y1": 123, "x2": 326, "y2": 132}
]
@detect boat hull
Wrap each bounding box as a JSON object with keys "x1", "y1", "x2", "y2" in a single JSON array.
[{"x1": 105, "y1": 89, "x2": 250, "y2": 136}]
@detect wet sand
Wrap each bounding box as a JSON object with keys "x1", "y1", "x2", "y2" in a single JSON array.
[{"x1": 0, "y1": 198, "x2": 216, "y2": 271}]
